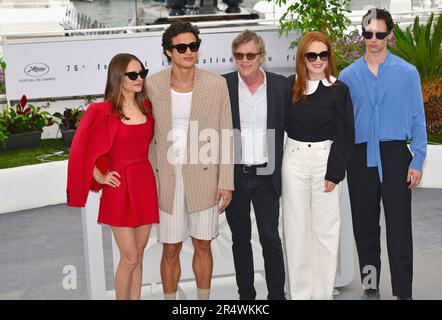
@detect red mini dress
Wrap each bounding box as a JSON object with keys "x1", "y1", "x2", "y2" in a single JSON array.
[{"x1": 98, "y1": 112, "x2": 159, "y2": 227}]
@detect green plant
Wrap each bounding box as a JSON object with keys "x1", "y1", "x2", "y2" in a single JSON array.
[
  {"x1": 0, "y1": 56, "x2": 6, "y2": 95},
  {"x1": 390, "y1": 13, "x2": 442, "y2": 83},
  {"x1": 272, "y1": 0, "x2": 352, "y2": 47},
  {"x1": 0, "y1": 56, "x2": 5, "y2": 71},
  {"x1": 333, "y1": 30, "x2": 366, "y2": 73},
  {"x1": 52, "y1": 96, "x2": 93, "y2": 130},
  {"x1": 52, "y1": 107, "x2": 85, "y2": 130},
  {"x1": 0, "y1": 113, "x2": 7, "y2": 145},
  {"x1": 390, "y1": 13, "x2": 442, "y2": 135},
  {"x1": 0, "y1": 95, "x2": 54, "y2": 144},
  {"x1": 428, "y1": 134, "x2": 442, "y2": 145}
]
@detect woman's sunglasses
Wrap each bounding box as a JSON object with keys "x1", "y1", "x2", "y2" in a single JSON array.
[
  {"x1": 304, "y1": 51, "x2": 329, "y2": 62},
  {"x1": 125, "y1": 69, "x2": 149, "y2": 81},
  {"x1": 169, "y1": 41, "x2": 201, "y2": 54},
  {"x1": 362, "y1": 31, "x2": 390, "y2": 40},
  {"x1": 233, "y1": 52, "x2": 260, "y2": 61}
]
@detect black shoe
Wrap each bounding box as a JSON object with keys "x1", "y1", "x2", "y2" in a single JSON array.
[
  {"x1": 396, "y1": 296, "x2": 413, "y2": 300},
  {"x1": 361, "y1": 289, "x2": 381, "y2": 300}
]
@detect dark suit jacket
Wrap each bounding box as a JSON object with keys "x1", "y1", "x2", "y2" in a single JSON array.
[{"x1": 222, "y1": 71, "x2": 291, "y2": 196}]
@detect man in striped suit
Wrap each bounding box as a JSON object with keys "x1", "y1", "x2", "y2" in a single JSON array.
[{"x1": 146, "y1": 22, "x2": 234, "y2": 300}]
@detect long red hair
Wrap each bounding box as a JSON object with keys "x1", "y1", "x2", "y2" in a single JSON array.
[{"x1": 292, "y1": 32, "x2": 336, "y2": 104}]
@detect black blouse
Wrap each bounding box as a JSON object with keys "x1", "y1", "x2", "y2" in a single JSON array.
[{"x1": 285, "y1": 75, "x2": 355, "y2": 184}]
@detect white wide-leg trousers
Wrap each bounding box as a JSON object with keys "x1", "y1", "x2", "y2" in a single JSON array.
[{"x1": 282, "y1": 138, "x2": 341, "y2": 300}]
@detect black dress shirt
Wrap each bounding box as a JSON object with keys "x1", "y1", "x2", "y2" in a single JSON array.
[{"x1": 285, "y1": 76, "x2": 355, "y2": 183}]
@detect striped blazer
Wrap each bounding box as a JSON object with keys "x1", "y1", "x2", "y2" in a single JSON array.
[{"x1": 146, "y1": 68, "x2": 234, "y2": 214}]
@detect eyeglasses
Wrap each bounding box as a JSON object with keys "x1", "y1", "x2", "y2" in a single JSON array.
[
  {"x1": 233, "y1": 52, "x2": 261, "y2": 61},
  {"x1": 362, "y1": 31, "x2": 390, "y2": 40},
  {"x1": 169, "y1": 41, "x2": 201, "y2": 54},
  {"x1": 125, "y1": 69, "x2": 149, "y2": 81},
  {"x1": 304, "y1": 51, "x2": 329, "y2": 62}
]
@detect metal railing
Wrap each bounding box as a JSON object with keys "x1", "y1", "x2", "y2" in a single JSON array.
[
  {"x1": 0, "y1": 7, "x2": 440, "y2": 101},
  {"x1": 0, "y1": 8, "x2": 440, "y2": 39}
]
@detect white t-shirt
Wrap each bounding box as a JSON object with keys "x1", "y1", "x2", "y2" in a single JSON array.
[{"x1": 171, "y1": 89, "x2": 193, "y2": 164}]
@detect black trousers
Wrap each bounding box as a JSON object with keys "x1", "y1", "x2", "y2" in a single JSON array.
[
  {"x1": 347, "y1": 141, "x2": 413, "y2": 298},
  {"x1": 225, "y1": 172, "x2": 285, "y2": 300}
]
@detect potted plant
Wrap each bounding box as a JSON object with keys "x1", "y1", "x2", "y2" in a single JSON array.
[
  {"x1": 0, "y1": 56, "x2": 6, "y2": 95},
  {"x1": 390, "y1": 13, "x2": 442, "y2": 135},
  {"x1": 52, "y1": 107, "x2": 85, "y2": 148},
  {"x1": 0, "y1": 116, "x2": 7, "y2": 147},
  {"x1": 0, "y1": 95, "x2": 54, "y2": 151},
  {"x1": 52, "y1": 96, "x2": 93, "y2": 148}
]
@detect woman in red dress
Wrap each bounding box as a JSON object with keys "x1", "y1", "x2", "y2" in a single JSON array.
[{"x1": 67, "y1": 53, "x2": 159, "y2": 299}]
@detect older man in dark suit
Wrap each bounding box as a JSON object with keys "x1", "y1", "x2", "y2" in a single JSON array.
[{"x1": 223, "y1": 30, "x2": 291, "y2": 300}]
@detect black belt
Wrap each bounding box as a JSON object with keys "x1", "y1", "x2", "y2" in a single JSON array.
[{"x1": 239, "y1": 163, "x2": 267, "y2": 174}]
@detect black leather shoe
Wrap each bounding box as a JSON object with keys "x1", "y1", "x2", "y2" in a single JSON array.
[
  {"x1": 361, "y1": 289, "x2": 381, "y2": 300},
  {"x1": 396, "y1": 296, "x2": 413, "y2": 300}
]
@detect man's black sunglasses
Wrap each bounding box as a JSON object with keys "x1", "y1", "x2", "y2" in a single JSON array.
[
  {"x1": 362, "y1": 31, "x2": 390, "y2": 40},
  {"x1": 125, "y1": 69, "x2": 149, "y2": 81},
  {"x1": 304, "y1": 51, "x2": 330, "y2": 62},
  {"x1": 169, "y1": 41, "x2": 201, "y2": 54},
  {"x1": 233, "y1": 52, "x2": 261, "y2": 61}
]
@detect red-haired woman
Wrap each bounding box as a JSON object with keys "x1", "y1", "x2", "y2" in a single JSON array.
[
  {"x1": 282, "y1": 32, "x2": 355, "y2": 300},
  {"x1": 67, "y1": 53, "x2": 158, "y2": 300}
]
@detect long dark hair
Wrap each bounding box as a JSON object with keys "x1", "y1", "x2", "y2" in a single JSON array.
[{"x1": 104, "y1": 53, "x2": 149, "y2": 119}]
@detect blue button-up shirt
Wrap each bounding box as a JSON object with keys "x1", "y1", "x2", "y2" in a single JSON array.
[{"x1": 339, "y1": 51, "x2": 427, "y2": 182}]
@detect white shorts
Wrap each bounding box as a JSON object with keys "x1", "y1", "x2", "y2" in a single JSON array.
[{"x1": 157, "y1": 164, "x2": 219, "y2": 244}]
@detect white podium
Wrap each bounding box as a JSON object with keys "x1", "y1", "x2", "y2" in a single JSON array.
[{"x1": 81, "y1": 178, "x2": 354, "y2": 300}]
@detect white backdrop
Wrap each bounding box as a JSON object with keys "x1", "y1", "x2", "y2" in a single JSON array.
[{"x1": 3, "y1": 28, "x2": 297, "y2": 100}]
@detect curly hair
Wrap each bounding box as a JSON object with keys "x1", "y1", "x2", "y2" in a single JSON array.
[{"x1": 162, "y1": 22, "x2": 201, "y2": 62}]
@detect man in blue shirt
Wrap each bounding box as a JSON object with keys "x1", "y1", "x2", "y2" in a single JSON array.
[{"x1": 339, "y1": 8, "x2": 427, "y2": 300}]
